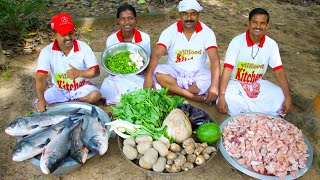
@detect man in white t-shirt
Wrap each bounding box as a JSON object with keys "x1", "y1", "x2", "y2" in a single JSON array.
[
  {"x1": 217, "y1": 8, "x2": 292, "y2": 116},
  {"x1": 143, "y1": 0, "x2": 220, "y2": 105},
  {"x1": 100, "y1": 3, "x2": 160, "y2": 105},
  {"x1": 34, "y1": 13, "x2": 101, "y2": 112}
]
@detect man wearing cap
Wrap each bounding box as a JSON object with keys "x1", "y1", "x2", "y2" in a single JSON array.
[
  {"x1": 34, "y1": 13, "x2": 101, "y2": 112},
  {"x1": 143, "y1": 0, "x2": 220, "y2": 105},
  {"x1": 217, "y1": 8, "x2": 292, "y2": 116}
]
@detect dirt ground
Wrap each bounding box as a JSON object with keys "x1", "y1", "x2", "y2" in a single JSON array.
[{"x1": 0, "y1": 0, "x2": 319, "y2": 180}]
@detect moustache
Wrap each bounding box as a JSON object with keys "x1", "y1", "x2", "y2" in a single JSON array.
[
  {"x1": 184, "y1": 20, "x2": 195, "y2": 23},
  {"x1": 254, "y1": 28, "x2": 263, "y2": 31},
  {"x1": 64, "y1": 39, "x2": 74, "y2": 42}
]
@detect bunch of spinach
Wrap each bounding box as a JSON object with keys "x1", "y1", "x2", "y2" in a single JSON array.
[
  {"x1": 112, "y1": 88, "x2": 185, "y2": 140},
  {"x1": 105, "y1": 50, "x2": 137, "y2": 74}
]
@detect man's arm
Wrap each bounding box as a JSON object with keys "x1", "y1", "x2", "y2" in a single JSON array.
[
  {"x1": 35, "y1": 72, "x2": 49, "y2": 112},
  {"x1": 67, "y1": 65, "x2": 100, "y2": 79},
  {"x1": 275, "y1": 69, "x2": 292, "y2": 113},
  {"x1": 217, "y1": 67, "x2": 232, "y2": 114},
  {"x1": 205, "y1": 48, "x2": 220, "y2": 105},
  {"x1": 143, "y1": 45, "x2": 166, "y2": 89}
]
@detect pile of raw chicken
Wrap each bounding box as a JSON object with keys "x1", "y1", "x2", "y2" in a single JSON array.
[{"x1": 222, "y1": 113, "x2": 309, "y2": 179}]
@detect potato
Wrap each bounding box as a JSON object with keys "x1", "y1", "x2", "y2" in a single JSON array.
[
  {"x1": 152, "y1": 157, "x2": 166, "y2": 172},
  {"x1": 158, "y1": 136, "x2": 170, "y2": 149},
  {"x1": 174, "y1": 154, "x2": 186, "y2": 167},
  {"x1": 166, "y1": 151, "x2": 177, "y2": 160},
  {"x1": 123, "y1": 145, "x2": 138, "y2": 160},
  {"x1": 137, "y1": 142, "x2": 152, "y2": 154},
  {"x1": 153, "y1": 141, "x2": 169, "y2": 157},
  {"x1": 170, "y1": 143, "x2": 181, "y2": 152},
  {"x1": 139, "y1": 156, "x2": 152, "y2": 169},
  {"x1": 143, "y1": 148, "x2": 158, "y2": 165},
  {"x1": 123, "y1": 138, "x2": 136, "y2": 147},
  {"x1": 135, "y1": 135, "x2": 152, "y2": 144}
]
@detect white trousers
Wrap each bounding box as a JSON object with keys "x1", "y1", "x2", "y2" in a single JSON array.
[
  {"x1": 153, "y1": 64, "x2": 211, "y2": 95},
  {"x1": 217, "y1": 79, "x2": 284, "y2": 116},
  {"x1": 100, "y1": 74, "x2": 161, "y2": 105}
]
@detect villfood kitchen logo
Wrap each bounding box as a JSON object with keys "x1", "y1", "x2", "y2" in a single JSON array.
[
  {"x1": 235, "y1": 62, "x2": 264, "y2": 82},
  {"x1": 54, "y1": 73, "x2": 85, "y2": 91},
  {"x1": 175, "y1": 49, "x2": 202, "y2": 63}
]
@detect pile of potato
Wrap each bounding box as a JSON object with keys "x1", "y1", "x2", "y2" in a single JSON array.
[{"x1": 122, "y1": 135, "x2": 217, "y2": 173}]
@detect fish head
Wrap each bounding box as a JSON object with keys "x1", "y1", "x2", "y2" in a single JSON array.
[
  {"x1": 71, "y1": 147, "x2": 89, "y2": 164},
  {"x1": 5, "y1": 118, "x2": 30, "y2": 136},
  {"x1": 40, "y1": 153, "x2": 61, "y2": 174},
  {"x1": 12, "y1": 141, "x2": 33, "y2": 162},
  {"x1": 88, "y1": 135, "x2": 109, "y2": 155}
]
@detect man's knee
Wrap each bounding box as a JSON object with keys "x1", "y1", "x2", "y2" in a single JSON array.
[
  {"x1": 80, "y1": 91, "x2": 101, "y2": 103},
  {"x1": 155, "y1": 73, "x2": 173, "y2": 85}
]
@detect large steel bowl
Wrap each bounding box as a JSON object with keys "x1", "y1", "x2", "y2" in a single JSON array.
[
  {"x1": 219, "y1": 112, "x2": 313, "y2": 180},
  {"x1": 19, "y1": 102, "x2": 111, "y2": 175},
  {"x1": 101, "y1": 42, "x2": 149, "y2": 75}
]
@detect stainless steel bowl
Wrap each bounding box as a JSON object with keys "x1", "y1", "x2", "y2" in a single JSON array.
[
  {"x1": 101, "y1": 42, "x2": 149, "y2": 75},
  {"x1": 219, "y1": 112, "x2": 313, "y2": 180},
  {"x1": 19, "y1": 102, "x2": 111, "y2": 175}
]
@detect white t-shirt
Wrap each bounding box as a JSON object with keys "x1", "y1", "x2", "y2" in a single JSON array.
[
  {"x1": 224, "y1": 30, "x2": 283, "y2": 82},
  {"x1": 106, "y1": 29, "x2": 151, "y2": 56},
  {"x1": 156, "y1": 21, "x2": 217, "y2": 71},
  {"x1": 36, "y1": 39, "x2": 99, "y2": 91}
]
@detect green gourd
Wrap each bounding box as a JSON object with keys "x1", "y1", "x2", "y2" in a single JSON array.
[{"x1": 196, "y1": 123, "x2": 221, "y2": 144}]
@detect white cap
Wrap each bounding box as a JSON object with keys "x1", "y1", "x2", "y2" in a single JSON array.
[{"x1": 178, "y1": 0, "x2": 203, "y2": 12}]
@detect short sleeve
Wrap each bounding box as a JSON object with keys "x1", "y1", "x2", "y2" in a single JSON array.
[
  {"x1": 204, "y1": 29, "x2": 218, "y2": 50},
  {"x1": 36, "y1": 48, "x2": 51, "y2": 73},
  {"x1": 224, "y1": 37, "x2": 241, "y2": 69},
  {"x1": 82, "y1": 43, "x2": 99, "y2": 69},
  {"x1": 143, "y1": 34, "x2": 151, "y2": 56},
  {"x1": 156, "y1": 27, "x2": 172, "y2": 49},
  {"x1": 268, "y1": 41, "x2": 283, "y2": 70}
]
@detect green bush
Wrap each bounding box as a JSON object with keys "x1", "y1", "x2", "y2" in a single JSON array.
[{"x1": 0, "y1": 0, "x2": 48, "y2": 43}]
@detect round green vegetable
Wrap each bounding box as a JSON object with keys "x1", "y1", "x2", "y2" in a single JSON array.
[{"x1": 196, "y1": 123, "x2": 221, "y2": 144}]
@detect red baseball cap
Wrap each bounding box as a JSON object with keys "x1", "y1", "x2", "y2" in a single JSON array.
[{"x1": 50, "y1": 13, "x2": 75, "y2": 35}]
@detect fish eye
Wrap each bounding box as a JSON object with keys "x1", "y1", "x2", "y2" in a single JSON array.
[
  {"x1": 15, "y1": 148, "x2": 22, "y2": 152},
  {"x1": 10, "y1": 123, "x2": 16, "y2": 128}
]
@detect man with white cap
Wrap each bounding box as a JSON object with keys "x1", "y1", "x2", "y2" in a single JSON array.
[
  {"x1": 144, "y1": 0, "x2": 220, "y2": 105},
  {"x1": 33, "y1": 13, "x2": 101, "y2": 112}
]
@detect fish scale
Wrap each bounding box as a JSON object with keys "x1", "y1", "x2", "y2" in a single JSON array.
[
  {"x1": 12, "y1": 118, "x2": 70, "y2": 162},
  {"x1": 81, "y1": 107, "x2": 109, "y2": 155},
  {"x1": 40, "y1": 118, "x2": 79, "y2": 174},
  {"x1": 5, "y1": 108, "x2": 82, "y2": 136}
]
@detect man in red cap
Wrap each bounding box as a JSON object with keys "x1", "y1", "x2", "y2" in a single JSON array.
[{"x1": 34, "y1": 13, "x2": 101, "y2": 112}]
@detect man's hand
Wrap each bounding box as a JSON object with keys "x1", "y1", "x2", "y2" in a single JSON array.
[
  {"x1": 66, "y1": 64, "x2": 82, "y2": 79},
  {"x1": 204, "y1": 85, "x2": 218, "y2": 105},
  {"x1": 217, "y1": 95, "x2": 228, "y2": 114},
  {"x1": 34, "y1": 99, "x2": 49, "y2": 112},
  {"x1": 282, "y1": 96, "x2": 292, "y2": 114},
  {"x1": 143, "y1": 75, "x2": 156, "y2": 89}
]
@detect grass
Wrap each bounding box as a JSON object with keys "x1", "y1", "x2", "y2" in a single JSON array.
[{"x1": 1, "y1": 65, "x2": 11, "y2": 81}]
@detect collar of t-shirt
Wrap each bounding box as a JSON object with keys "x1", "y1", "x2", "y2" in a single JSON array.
[
  {"x1": 176, "y1": 21, "x2": 203, "y2": 33},
  {"x1": 116, "y1": 29, "x2": 142, "y2": 43},
  {"x1": 51, "y1": 39, "x2": 80, "y2": 53},
  {"x1": 245, "y1": 30, "x2": 266, "y2": 48}
]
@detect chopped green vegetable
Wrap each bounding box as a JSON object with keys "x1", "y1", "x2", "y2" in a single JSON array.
[
  {"x1": 104, "y1": 50, "x2": 137, "y2": 74},
  {"x1": 112, "y1": 88, "x2": 185, "y2": 140}
]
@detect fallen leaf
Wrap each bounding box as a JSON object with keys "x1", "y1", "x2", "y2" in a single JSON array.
[
  {"x1": 138, "y1": 0, "x2": 146, "y2": 4},
  {"x1": 27, "y1": 32, "x2": 37, "y2": 36},
  {"x1": 86, "y1": 28, "x2": 94, "y2": 32}
]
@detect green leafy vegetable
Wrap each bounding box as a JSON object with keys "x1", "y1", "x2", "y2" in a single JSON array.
[
  {"x1": 104, "y1": 50, "x2": 137, "y2": 74},
  {"x1": 112, "y1": 88, "x2": 185, "y2": 140}
]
